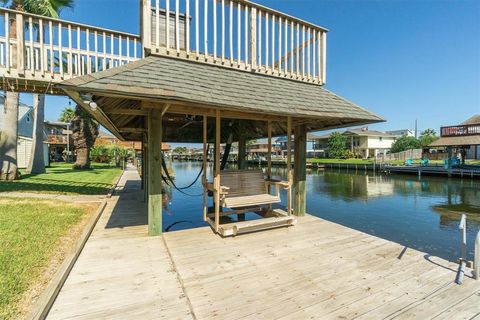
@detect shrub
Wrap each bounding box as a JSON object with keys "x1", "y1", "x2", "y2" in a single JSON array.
[
  {"x1": 328, "y1": 132, "x2": 348, "y2": 159},
  {"x1": 391, "y1": 136, "x2": 421, "y2": 153},
  {"x1": 90, "y1": 145, "x2": 111, "y2": 163}
]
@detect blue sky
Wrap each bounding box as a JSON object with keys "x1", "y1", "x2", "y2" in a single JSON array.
[{"x1": 12, "y1": 0, "x2": 480, "y2": 137}]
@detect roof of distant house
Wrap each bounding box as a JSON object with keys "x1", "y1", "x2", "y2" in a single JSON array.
[
  {"x1": 309, "y1": 128, "x2": 397, "y2": 140},
  {"x1": 429, "y1": 114, "x2": 480, "y2": 147},
  {"x1": 344, "y1": 129, "x2": 397, "y2": 137},
  {"x1": 460, "y1": 114, "x2": 480, "y2": 125}
]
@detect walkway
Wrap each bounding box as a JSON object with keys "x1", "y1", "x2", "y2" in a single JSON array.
[
  {"x1": 47, "y1": 167, "x2": 193, "y2": 319},
  {"x1": 48, "y1": 167, "x2": 480, "y2": 319}
]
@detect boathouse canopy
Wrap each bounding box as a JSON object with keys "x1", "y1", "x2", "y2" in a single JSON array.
[
  {"x1": 58, "y1": 55, "x2": 383, "y2": 142},
  {"x1": 429, "y1": 114, "x2": 480, "y2": 148}
]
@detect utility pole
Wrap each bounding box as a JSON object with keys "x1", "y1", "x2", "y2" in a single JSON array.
[{"x1": 414, "y1": 119, "x2": 418, "y2": 139}]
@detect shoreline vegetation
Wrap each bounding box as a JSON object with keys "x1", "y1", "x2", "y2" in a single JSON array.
[
  {"x1": 0, "y1": 162, "x2": 122, "y2": 195},
  {"x1": 0, "y1": 198, "x2": 98, "y2": 319}
]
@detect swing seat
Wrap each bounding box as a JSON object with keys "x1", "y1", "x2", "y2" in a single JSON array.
[{"x1": 208, "y1": 170, "x2": 289, "y2": 210}]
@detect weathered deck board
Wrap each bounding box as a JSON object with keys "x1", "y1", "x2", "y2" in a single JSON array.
[
  {"x1": 48, "y1": 166, "x2": 480, "y2": 319},
  {"x1": 47, "y1": 168, "x2": 193, "y2": 320}
]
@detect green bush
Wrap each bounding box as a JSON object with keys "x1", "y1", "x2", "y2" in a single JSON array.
[
  {"x1": 90, "y1": 145, "x2": 134, "y2": 165},
  {"x1": 90, "y1": 145, "x2": 111, "y2": 163},
  {"x1": 391, "y1": 136, "x2": 421, "y2": 153},
  {"x1": 328, "y1": 132, "x2": 348, "y2": 159}
]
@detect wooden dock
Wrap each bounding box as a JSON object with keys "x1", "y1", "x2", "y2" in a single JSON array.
[
  {"x1": 385, "y1": 165, "x2": 480, "y2": 179},
  {"x1": 47, "y1": 167, "x2": 480, "y2": 319}
]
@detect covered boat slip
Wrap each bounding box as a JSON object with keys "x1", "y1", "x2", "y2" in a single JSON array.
[{"x1": 58, "y1": 54, "x2": 383, "y2": 236}]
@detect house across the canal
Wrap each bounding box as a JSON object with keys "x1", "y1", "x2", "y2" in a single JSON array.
[
  {"x1": 310, "y1": 128, "x2": 399, "y2": 159},
  {"x1": 429, "y1": 115, "x2": 480, "y2": 160}
]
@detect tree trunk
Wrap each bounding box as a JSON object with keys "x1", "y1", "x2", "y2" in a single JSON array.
[
  {"x1": 0, "y1": 91, "x2": 19, "y2": 180},
  {"x1": 74, "y1": 147, "x2": 90, "y2": 169},
  {"x1": 71, "y1": 104, "x2": 98, "y2": 170},
  {"x1": 0, "y1": 10, "x2": 21, "y2": 180},
  {"x1": 26, "y1": 94, "x2": 46, "y2": 174}
]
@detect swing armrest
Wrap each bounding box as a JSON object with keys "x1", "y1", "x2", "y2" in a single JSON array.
[
  {"x1": 266, "y1": 179, "x2": 290, "y2": 189},
  {"x1": 206, "y1": 183, "x2": 230, "y2": 194},
  {"x1": 219, "y1": 186, "x2": 230, "y2": 194}
]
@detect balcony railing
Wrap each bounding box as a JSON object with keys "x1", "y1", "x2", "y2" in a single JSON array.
[
  {"x1": 1, "y1": 1, "x2": 327, "y2": 87},
  {"x1": 48, "y1": 134, "x2": 69, "y2": 144},
  {"x1": 141, "y1": 0, "x2": 328, "y2": 85},
  {"x1": 0, "y1": 7, "x2": 141, "y2": 82},
  {"x1": 441, "y1": 124, "x2": 480, "y2": 137}
]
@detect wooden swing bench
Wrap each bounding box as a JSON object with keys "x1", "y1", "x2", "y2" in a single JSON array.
[{"x1": 207, "y1": 170, "x2": 296, "y2": 236}]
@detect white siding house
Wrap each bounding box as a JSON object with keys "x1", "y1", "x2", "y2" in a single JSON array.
[
  {"x1": 311, "y1": 128, "x2": 401, "y2": 159},
  {"x1": 0, "y1": 97, "x2": 49, "y2": 169}
]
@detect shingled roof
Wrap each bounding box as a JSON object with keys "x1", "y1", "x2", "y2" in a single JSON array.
[{"x1": 58, "y1": 55, "x2": 384, "y2": 142}]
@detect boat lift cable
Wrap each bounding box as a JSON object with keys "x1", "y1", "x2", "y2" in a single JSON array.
[
  {"x1": 160, "y1": 145, "x2": 209, "y2": 197},
  {"x1": 221, "y1": 132, "x2": 234, "y2": 171}
]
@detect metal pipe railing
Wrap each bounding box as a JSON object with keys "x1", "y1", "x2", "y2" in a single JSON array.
[
  {"x1": 456, "y1": 214, "x2": 467, "y2": 284},
  {"x1": 475, "y1": 230, "x2": 480, "y2": 280}
]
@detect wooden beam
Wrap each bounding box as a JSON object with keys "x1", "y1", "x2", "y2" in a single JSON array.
[
  {"x1": 64, "y1": 89, "x2": 125, "y2": 141},
  {"x1": 147, "y1": 108, "x2": 163, "y2": 236},
  {"x1": 237, "y1": 121, "x2": 247, "y2": 170},
  {"x1": 143, "y1": 101, "x2": 288, "y2": 122},
  {"x1": 214, "y1": 110, "x2": 221, "y2": 232},
  {"x1": 267, "y1": 121, "x2": 272, "y2": 180},
  {"x1": 119, "y1": 127, "x2": 147, "y2": 133},
  {"x1": 287, "y1": 116, "x2": 292, "y2": 215},
  {"x1": 267, "y1": 120, "x2": 272, "y2": 211},
  {"x1": 293, "y1": 124, "x2": 307, "y2": 216},
  {"x1": 203, "y1": 115, "x2": 208, "y2": 222},
  {"x1": 106, "y1": 109, "x2": 148, "y2": 116}
]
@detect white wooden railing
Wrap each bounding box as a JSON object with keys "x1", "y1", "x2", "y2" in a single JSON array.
[
  {"x1": 0, "y1": 7, "x2": 141, "y2": 83},
  {"x1": 141, "y1": 0, "x2": 328, "y2": 85}
]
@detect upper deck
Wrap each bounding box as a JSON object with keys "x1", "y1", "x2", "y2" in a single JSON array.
[
  {"x1": 441, "y1": 124, "x2": 480, "y2": 137},
  {"x1": 0, "y1": 0, "x2": 327, "y2": 95}
]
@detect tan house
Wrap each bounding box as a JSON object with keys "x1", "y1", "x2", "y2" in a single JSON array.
[
  {"x1": 429, "y1": 115, "x2": 480, "y2": 160},
  {"x1": 312, "y1": 128, "x2": 399, "y2": 158}
]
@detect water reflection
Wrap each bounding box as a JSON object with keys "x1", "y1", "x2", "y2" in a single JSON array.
[{"x1": 163, "y1": 162, "x2": 480, "y2": 262}]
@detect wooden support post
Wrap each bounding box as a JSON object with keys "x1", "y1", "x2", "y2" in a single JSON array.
[
  {"x1": 214, "y1": 110, "x2": 221, "y2": 232},
  {"x1": 237, "y1": 121, "x2": 247, "y2": 170},
  {"x1": 287, "y1": 116, "x2": 292, "y2": 215},
  {"x1": 15, "y1": 13, "x2": 25, "y2": 75},
  {"x1": 203, "y1": 115, "x2": 208, "y2": 222},
  {"x1": 293, "y1": 124, "x2": 307, "y2": 216},
  {"x1": 267, "y1": 121, "x2": 272, "y2": 211},
  {"x1": 267, "y1": 121, "x2": 272, "y2": 180},
  {"x1": 140, "y1": 136, "x2": 145, "y2": 190},
  {"x1": 140, "y1": 0, "x2": 151, "y2": 55},
  {"x1": 147, "y1": 108, "x2": 163, "y2": 236}
]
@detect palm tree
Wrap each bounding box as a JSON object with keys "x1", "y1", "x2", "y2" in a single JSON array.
[
  {"x1": 0, "y1": 0, "x2": 74, "y2": 177},
  {"x1": 0, "y1": 92, "x2": 19, "y2": 180},
  {"x1": 58, "y1": 107, "x2": 75, "y2": 123},
  {"x1": 71, "y1": 104, "x2": 99, "y2": 170},
  {"x1": 419, "y1": 128, "x2": 438, "y2": 148},
  {"x1": 420, "y1": 128, "x2": 437, "y2": 137},
  {"x1": 0, "y1": 1, "x2": 23, "y2": 180}
]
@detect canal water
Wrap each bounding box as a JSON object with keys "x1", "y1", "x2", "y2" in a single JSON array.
[{"x1": 162, "y1": 162, "x2": 480, "y2": 262}]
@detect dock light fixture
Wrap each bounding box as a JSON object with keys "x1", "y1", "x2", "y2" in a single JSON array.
[{"x1": 80, "y1": 93, "x2": 98, "y2": 111}]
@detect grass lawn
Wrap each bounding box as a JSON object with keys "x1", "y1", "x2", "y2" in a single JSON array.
[
  {"x1": 0, "y1": 198, "x2": 97, "y2": 319},
  {"x1": 307, "y1": 158, "x2": 374, "y2": 164},
  {"x1": 0, "y1": 162, "x2": 122, "y2": 195}
]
